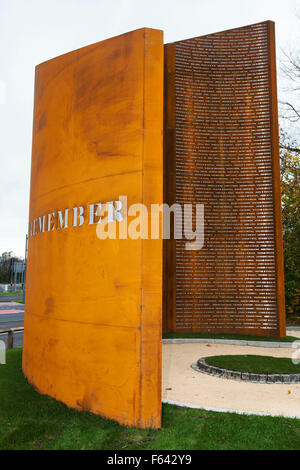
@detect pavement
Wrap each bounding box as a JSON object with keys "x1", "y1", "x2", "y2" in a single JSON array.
[
  {"x1": 0, "y1": 294, "x2": 23, "y2": 303},
  {"x1": 162, "y1": 341, "x2": 300, "y2": 419},
  {"x1": 0, "y1": 301, "x2": 24, "y2": 348}
]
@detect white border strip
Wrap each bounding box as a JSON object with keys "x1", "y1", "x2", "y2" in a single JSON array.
[{"x1": 162, "y1": 398, "x2": 300, "y2": 420}]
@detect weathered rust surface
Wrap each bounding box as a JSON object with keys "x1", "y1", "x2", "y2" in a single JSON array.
[
  {"x1": 23, "y1": 28, "x2": 164, "y2": 428},
  {"x1": 164, "y1": 21, "x2": 286, "y2": 337}
]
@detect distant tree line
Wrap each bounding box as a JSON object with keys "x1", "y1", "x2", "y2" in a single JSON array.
[
  {"x1": 0, "y1": 252, "x2": 24, "y2": 284},
  {"x1": 279, "y1": 30, "x2": 300, "y2": 319},
  {"x1": 280, "y1": 132, "x2": 300, "y2": 317}
]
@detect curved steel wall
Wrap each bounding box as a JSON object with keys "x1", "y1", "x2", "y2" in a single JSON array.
[
  {"x1": 23, "y1": 28, "x2": 164, "y2": 428},
  {"x1": 164, "y1": 21, "x2": 285, "y2": 336}
]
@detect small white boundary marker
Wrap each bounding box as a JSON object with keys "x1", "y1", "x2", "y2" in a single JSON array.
[{"x1": 162, "y1": 399, "x2": 300, "y2": 420}]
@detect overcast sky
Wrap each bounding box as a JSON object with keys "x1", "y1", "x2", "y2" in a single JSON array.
[{"x1": 0, "y1": 0, "x2": 299, "y2": 258}]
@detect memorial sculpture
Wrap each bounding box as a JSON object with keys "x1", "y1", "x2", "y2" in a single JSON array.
[{"x1": 23, "y1": 21, "x2": 285, "y2": 429}]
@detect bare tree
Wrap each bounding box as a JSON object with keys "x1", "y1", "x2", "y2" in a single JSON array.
[
  {"x1": 278, "y1": 15, "x2": 300, "y2": 318},
  {"x1": 279, "y1": 13, "x2": 300, "y2": 125},
  {"x1": 280, "y1": 48, "x2": 300, "y2": 122}
]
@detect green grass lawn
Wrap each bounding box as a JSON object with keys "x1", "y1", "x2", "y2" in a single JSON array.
[
  {"x1": 163, "y1": 332, "x2": 299, "y2": 342},
  {"x1": 14, "y1": 300, "x2": 24, "y2": 304},
  {"x1": 205, "y1": 355, "x2": 300, "y2": 374},
  {"x1": 0, "y1": 292, "x2": 22, "y2": 296},
  {"x1": 0, "y1": 350, "x2": 300, "y2": 450}
]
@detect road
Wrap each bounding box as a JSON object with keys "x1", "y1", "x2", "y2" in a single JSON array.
[
  {"x1": 0, "y1": 302, "x2": 24, "y2": 348},
  {"x1": 0, "y1": 294, "x2": 23, "y2": 303}
]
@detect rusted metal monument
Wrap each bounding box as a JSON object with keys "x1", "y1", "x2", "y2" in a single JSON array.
[
  {"x1": 23, "y1": 21, "x2": 285, "y2": 429},
  {"x1": 163, "y1": 21, "x2": 285, "y2": 338}
]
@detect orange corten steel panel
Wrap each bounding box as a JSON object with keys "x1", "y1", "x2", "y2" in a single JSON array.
[
  {"x1": 23, "y1": 28, "x2": 164, "y2": 428},
  {"x1": 163, "y1": 21, "x2": 286, "y2": 337}
]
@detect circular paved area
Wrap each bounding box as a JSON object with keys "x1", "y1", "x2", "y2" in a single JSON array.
[{"x1": 162, "y1": 336, "x2": 300, "y2": 418}]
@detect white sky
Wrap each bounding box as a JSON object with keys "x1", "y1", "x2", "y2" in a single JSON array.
[{"x1": 0, "y1": 0, "x2": 299, "y2": 258}]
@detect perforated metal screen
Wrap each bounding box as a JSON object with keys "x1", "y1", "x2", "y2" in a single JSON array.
[{"x1": 164, "y1": 21, "x2": 285, "y2": 336}]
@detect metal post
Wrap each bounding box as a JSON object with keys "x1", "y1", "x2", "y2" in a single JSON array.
[
  {"x1": 13, "y1": 262, "x2": 16, "y2": 292},
  {"x1": 22, "y1": 235, "x2": 28, "y2": 304},
  {"x1": 7, "y1": 330, "x2": 13, "y2": 349}
]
